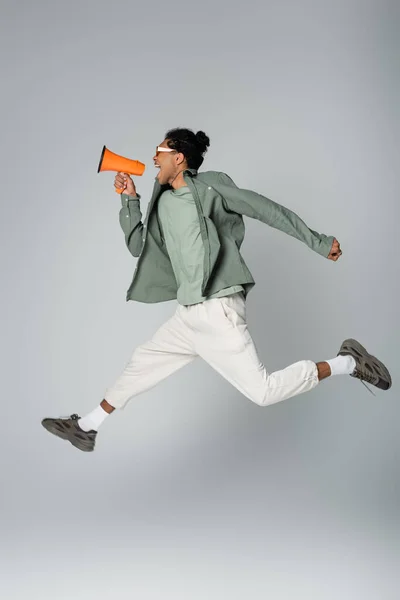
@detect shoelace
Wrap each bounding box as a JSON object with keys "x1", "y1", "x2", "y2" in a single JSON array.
[
  {"x1": 353, "y1": 371, "x2": 377, "y2": 397},
  {"x1": 359, "y1": 379, "x2": 376, "y2": 396}
]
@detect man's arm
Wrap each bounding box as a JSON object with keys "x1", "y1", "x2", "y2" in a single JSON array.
[
  {"x1": 215, "y1": 172, "x2": 335, "y2": 258},
  {"x1": 119, "y1": 193, "x2": 145, "y2": 258}
]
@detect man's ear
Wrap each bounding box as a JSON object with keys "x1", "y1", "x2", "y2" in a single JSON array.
[{"x1": 176, "y1": 152, "x2": 186, "y2": 166}]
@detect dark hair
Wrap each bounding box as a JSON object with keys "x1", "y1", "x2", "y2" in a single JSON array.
[{"x1": 164, "y1": 127, "x2": 210, "y2": 170}]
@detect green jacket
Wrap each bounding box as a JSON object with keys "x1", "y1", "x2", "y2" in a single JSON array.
[{"x1": 119, "y1": 168, "x2": 335, "y2": 303}]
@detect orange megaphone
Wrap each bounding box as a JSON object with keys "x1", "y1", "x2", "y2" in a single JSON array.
[{"x1": 97, "y1": 145, "x2": 146, "y2": 193}]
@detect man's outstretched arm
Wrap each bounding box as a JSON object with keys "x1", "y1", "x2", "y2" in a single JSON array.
[{"x1": 215, "y1": 172, "x2": 338, "y2": 259}]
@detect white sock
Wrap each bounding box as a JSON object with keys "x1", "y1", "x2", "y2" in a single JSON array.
[
  {"x1": 78, "y1": 405, "x2": 110, "y2": 432},
  {"x1": 326, "y1": 354, "x2": 356, "y2": 376}
]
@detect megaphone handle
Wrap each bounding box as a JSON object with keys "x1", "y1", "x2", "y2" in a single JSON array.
[{"x1": 115, "y1": 187, "x2": 124, "y2": 194}]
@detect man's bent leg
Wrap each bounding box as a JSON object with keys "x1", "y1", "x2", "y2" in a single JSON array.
[{"x1": 193, "y1": 294, "x2": 320, "y2": 407}]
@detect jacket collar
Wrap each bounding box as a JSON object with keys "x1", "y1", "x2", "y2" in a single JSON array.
[{"x1": 183, "y1": 168, "x2": 198, "y2": 176}]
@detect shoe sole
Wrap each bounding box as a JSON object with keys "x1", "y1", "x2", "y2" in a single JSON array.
[
  {"x1": 338, "y1": 338, "x2": 392, "y2": 390},
  {"x1": 41, "y1": 419, "x2": 95, "y2": 452}
]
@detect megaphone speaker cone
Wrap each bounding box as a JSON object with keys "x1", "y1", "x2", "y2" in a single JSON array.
[{"x1": 97, "y1": 146, "x2": 145, "y2": 176}]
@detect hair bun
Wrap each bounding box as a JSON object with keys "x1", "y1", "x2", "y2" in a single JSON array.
[{"x1": 195, "y1": 130, "x2": 210, "y2": 149}]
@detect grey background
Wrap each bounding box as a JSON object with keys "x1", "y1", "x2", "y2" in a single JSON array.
[{"x1": 1, "y1": 0, "x2": 399, "y2": 598}]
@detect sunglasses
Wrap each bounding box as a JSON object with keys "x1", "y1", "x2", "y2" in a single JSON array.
[{"x1": 155, "y1": 146, "x2": 177, "y2": 157}]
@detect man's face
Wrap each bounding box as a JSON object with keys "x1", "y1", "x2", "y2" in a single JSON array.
[{"x1": 153, "y1": 139, "x2": 185, "y2": 185}]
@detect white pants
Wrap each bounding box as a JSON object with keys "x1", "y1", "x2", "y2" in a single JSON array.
[{"x1": 104, "y1": 291, "x2": 319, "y2": 410}]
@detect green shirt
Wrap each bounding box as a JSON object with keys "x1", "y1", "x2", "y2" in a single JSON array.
[{"x1": 157, "y1": 185, "x2": 243, "y2": 305}]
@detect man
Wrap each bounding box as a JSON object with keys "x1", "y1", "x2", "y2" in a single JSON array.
[{"x1": 42, "y1": 128, "x2": 392, "y2": 452}]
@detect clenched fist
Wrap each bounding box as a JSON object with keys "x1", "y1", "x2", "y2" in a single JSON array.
[
  {"x1": 114, "y1": 172, "x2": 137, "y2": 196},
  {"x1": 327, "y1": 238, "x2": 342, "y2": 261}
]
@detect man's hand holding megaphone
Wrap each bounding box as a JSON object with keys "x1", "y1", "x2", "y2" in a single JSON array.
[{"x1": 114, "y1": 172, "x2": 137, "y2": 196}]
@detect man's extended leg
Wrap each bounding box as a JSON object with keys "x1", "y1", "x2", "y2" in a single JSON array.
[{"x1": 41, "y1": 305, "x2": 198, "y2": 451}]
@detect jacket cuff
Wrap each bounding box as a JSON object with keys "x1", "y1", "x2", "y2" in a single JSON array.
[
  {"x1": 319, "y1": 235, "x2": 335, "y2": 258},
  {"x1": 121, "y1": 193, "x2": 141, "y2": 207}
]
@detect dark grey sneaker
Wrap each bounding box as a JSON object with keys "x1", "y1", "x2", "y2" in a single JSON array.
[
  {"x1": 338, "y1": 338, "x2": 392, "y2": 395},
  {"x1": 41, "y1": 414, "x2": 97, "y2": 452}
]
